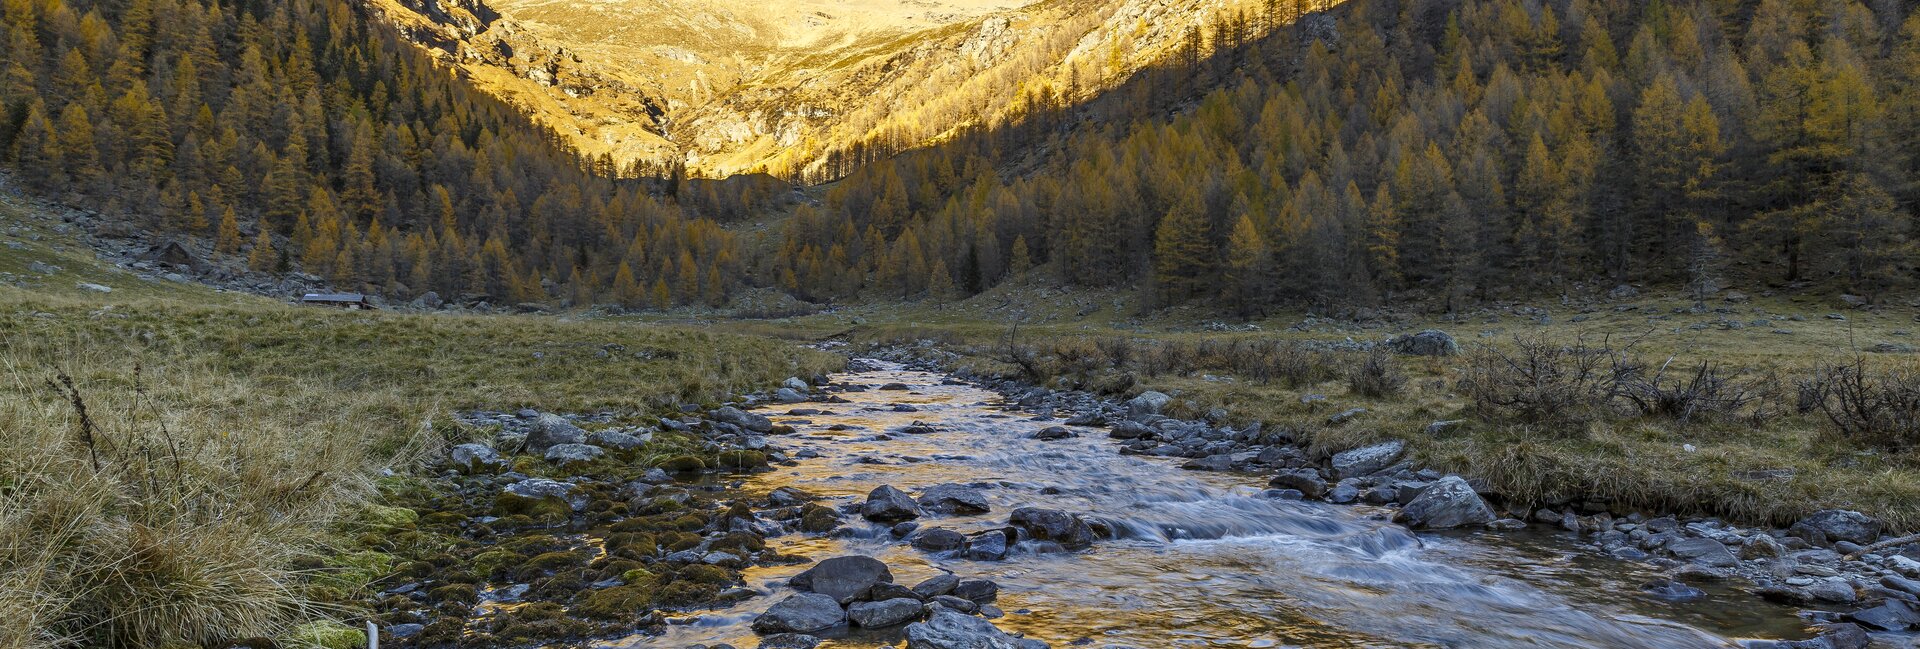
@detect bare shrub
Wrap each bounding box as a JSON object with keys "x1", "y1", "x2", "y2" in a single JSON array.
[
  {"x1": 1458, "y1": 334, "x2": 1636, "y2": 426},
  {"x1": 1143, "y1": 342, "x2": 1197, "y2": 377},
  {"x1": 1619, "y1": 359, "x2": 1766, "y2": 424},
  {"x1": 1803, "y1": 360, "x2": 1920, "y2": 450},
  {"x1": 1347, "y1": 348, "x2": 1408, "y2": 398},
  {"x1": 1000, "y1": 324, "x2": 1045, "y2": 382},
  {"x1": 1095, "y1": 337, "x2": 1137, "y2": 369},
  {"x1": 1049, "y1": 339, "x2": 1102, "y2": 377},
  {"x1": 1242, "y1": 340, "x2": 1336, "y2": 388}
]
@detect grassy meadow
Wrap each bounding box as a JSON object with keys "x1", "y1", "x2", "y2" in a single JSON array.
[
  {"x1": 706, "y1": 281, "x2": 1920, "y2": 531},
  {"x1": 0, "y1": 228, "x2": 840, "y2": 649}
]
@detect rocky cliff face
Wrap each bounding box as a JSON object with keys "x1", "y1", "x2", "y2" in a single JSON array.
[{"x1": 363, "y1": 0, "x2": 1290, "y2": 178}]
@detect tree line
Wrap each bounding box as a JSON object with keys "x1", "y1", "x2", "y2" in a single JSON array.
[
  {"x1": 768, "y1": 0, "x2": 1920, "y2": 313},
  {"x1": 0, "y1": 0, "x2": 790, "y2": 308}
]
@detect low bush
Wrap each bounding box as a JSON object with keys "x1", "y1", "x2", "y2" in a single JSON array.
[
  {"x1": 1801, "y1": 359, "x2": 1920, "y2": 451},
  {"x1": 1457, "y1": 334, "x2": 1636, "y2": 428},
  {"x1": 1347, "y1": 348, "x2": 1407, "y2": 398}
]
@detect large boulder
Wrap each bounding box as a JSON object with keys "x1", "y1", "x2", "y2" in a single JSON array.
[
  {"x1": 848, "y1": 597, "x2": 924, "y2": 628},
  {"x1": 918, "y1": 484, "x2": 991, "y2": 514},
  {"x1": 1008, "y1": 508, "x2": 1096, "y2": 551},
  {"x1": 1387, "y1": 330, "x2": 1459, "y2": 356},
  {"x1": 789, "y1": 555, "x2": 894, "y2": 604},
  {"x1": 713, "y1": 406, "x2": 775, "y2": 433},
  {"x1": 1849, "y1": 600, "x2": 1920, "y2": 632},
  {"x1": 1126, "y1": 391, "x2": 1172, "y2": 418},
  {"x1": 862, "y1": 485, "x2": 925, "y2": 521},
  {"x1": 526, "y1": 414, "x2": 586, "y2": 452},
  {"x1": 751, "y1": 593, "x2": 845, "y2": 634},
  {"x1": 1792, "y1": 510, "x2": 1883, "y2": 546},
  {"x1": 1394, "y1": 476, "x2": 1495, "y2": 529},
  {"x1": 1330, "y1": 440, "x2": 1405, "y2": 480},
  {"x1": 904, "y1": 609, "x2": 1048, "y2": 649}
]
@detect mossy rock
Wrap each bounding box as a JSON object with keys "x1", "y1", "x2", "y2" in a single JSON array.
[
  {"x1": 799, "y1": 504, "x2": 839, "y2": 533},
  {"x1": 657, "y1": 455, "x2": 706, "y2": 472},
  {"x1": 356, "y1": 505, "x2": 420, "y2": 532},
  {"x1": 673, "y1": 563, "x2": 735, "y2": 586},
  {"x1": 281, "y1": 621, "x2": 366, "y2": 649},
  {"x1": 494, "y1": 493, "x2": 572, "y2": 521},
  {"x1": 604, "y1": 532, "x2": 658, "y2": 557},
  {"x1": 620, "y1": 567, "x2": 658, "y2": 586},
  {"x1": 312, "y1": 551, "x2": 396, "y2": 594},
  {"x1": 420, "y1": 511, "x2": 469, "y2": 527},
  {"x1": 655, "y1": 580, "x2": 720, "y2": 607},
  {"x1": 708, "y1": 531, "x2": 765, "y2": 555},
  {"x1": 485, "y1": 601, "x2": 597, "y2": 645},
  {"x1": 669, "y1": 513, "x2": 708, "y2": 531},
  {"x1": 519, "y1": 550, "x2": 588, "y2": 576},
  {"x1": 472, "y1": 550, "x2": 528, "y2": 578},
  {"x1": 572, "y1": 584, "x2": 657, "y2": 620},
  {"x1": 713, "y1": 450, "x2": 767, "y2": 469},
  {"x1": 659, "y1": 531, "x2": 702, "y2": 552},
  {"x1": 429, "y1": 583, "x2": 479, "y2": 605}
]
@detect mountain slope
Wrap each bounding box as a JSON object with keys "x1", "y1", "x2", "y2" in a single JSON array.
[{"x1": 368, "y1": 0, "x2": 1290, "y2": 178}]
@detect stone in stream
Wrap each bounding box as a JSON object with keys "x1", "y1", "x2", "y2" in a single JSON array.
[
  {"x1": 1849, "y1": 599, "x2": 1920, "y2": 631},
  {"x1": 912, "y1": 574, "x2": 961, "y2": 599},
  {"x1": 862, "y1": 485, "x2": 925, "y2": 521},
  {"x1": 904, "y1": 609, "x2": 1049, "y2": 649},
  {"x1": 1791, "y1": 510, "x2": 1883, "y2": 546},
  {"x1": 1008, "y1": 508, "x2": 1096, "y2": 551},
  {"x1": 1108, "y1": 420, "x2": 1153, "y2": 439},
  {"x1": 758, "y1": 633, "x2": 821, "y2": 649},
  {"x1": 713, "y1": 406, "x2": 775, "y2": 433},
  {"x1": 1393, "y1": 476, "x2": 1495, "y2": 529},
  {"x1": 848, "y1": 597, "x2": 925, "y2": 628},
  {"x1": 966, "y1": 530, "x2": 1010, "y2": 560},
  {"x1": 1030, "y1": 426, "x2": 1076, "y2": 440},
  {"x1": 918, "y1": 483, "x2": 991, "y2": 514},
  {"x1": 775, "y1": 388, "x2": 809, "y2": 403},
  {"x1": 784, "y1": 376, "x2": 811, "y2": 391},
  {"x1": 953, "y1": 579, "x2": 998, "y2": 603},
  {"x1": 526, "y1": 413, "x2": 586, "y2": 452},
  {"x1": 911, "y1": 528, "x2": 969, "y2": 553},
  {"x1": 789, "y1": 555, "x2": 895, "y2": 604},
  {"x1": 1666, "y1": 538, "x2": 1739, "y2": 568},
  {"x1": 751, "y1": 593, "x2": 845, "y2": 634},
  {"x1": 1267, "y1": 469, "x2": 1328, "y2": 499},
  {"x1": 1642, "y1": 579, "x2": 1706, "y2": 602},
  {"x1": 1330, "y1": 440, "x2": 1405, "y2": 480}
]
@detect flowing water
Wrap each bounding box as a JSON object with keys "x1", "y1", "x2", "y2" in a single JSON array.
[{"x1": 618, "y1": 362, "x2": 1818, "y2": 648}]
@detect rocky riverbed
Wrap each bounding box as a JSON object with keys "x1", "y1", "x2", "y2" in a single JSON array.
[{"x1": 353, "y1": 357, "x2": 1919, "y2": 649}]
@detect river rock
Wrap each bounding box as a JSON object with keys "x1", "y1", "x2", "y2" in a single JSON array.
[
  {"x1": 1109, "y1": 420, "x2": 1153, "y2": 439},
  {"x1": 1394, "y1": 476, "x2": 1495, "y2": 529},
  {"x1": 1030, "y1": 426, "x2": 1076, "y2": 440},
  {"x1": 967, "y1": 530, "x2": 1010, "y2": 560},
  {"x1": 775, "y1": 388, "x2": 809, "y2": 403},
  {"x1": 713, "y1": 406, "x2": 775, "y2": 433},
  {"x1": 1126, "y1": 391, "x2": 1172, "y2": 418},
  {"x1": 1268, "y1": 469, "x2": 1328, "y2": 499},
  {"x1": 954, "y1": 579, "x2": 998, "y2": 603},
  {"x1": 758, "y1": 633, "x2": 821, "y2": 649},
  {"x1": 863, "y1": 485, "x2": 925, "y2": 521},
  {"x1": 502, "y1": 478, "x2": 577, "y2": 508},
  {"x1": 789, "y1": 555, "x2": 894, "y2": 604},
  {"x1": 448, "y1": 443, "x2": 504, "y2": 472},
  {"x1": 1388, "y1": 330, "x2": 1459, "y2": 356},
  {"x1": 912, "y1": 574, "x2": 960, "y2": 599},
  {"x1": 904, "y1": 609, "x2": 1048, "y2": 649},
  {"x1": 1792, "y1": 510, "x2": 1882, "y2": 546},
  {"x1": 1808, "y1": 577, "x2": 1859, "y2": 604},
  {"x1": 911, "y1": 528, "x2": 969, "y2": 553},
  {"x1": 1642, "y1": 579, "x2": 1706, "y2": 602},
  {"x1": 543, "y1": 443, "x2": 604, "y2": 466},
  {"x1": 1331, "y1": 440, "x2": 1405, "y2": 480},
  {"x1": 752, "y1": 593, "x2": 845, "y2": 634},
  {"x1": 526, "y1": 414, "x2": 586, "y2": 451},
  {"x1": 1009, "y1": 508, "x2": 1096, "y2": 551},
  {"x1": 1849, "y1": 599, "x2": 1920, "y2": 631},
  {"x1": 1667, "y1": 538, "x2": 1739, "y2": 567},
  {"x1": 918, "y1": 484, "x2": 992, "y2": 514},
  {"x1": 848, "y1": 598, "x2": 924, "y2": 628}
]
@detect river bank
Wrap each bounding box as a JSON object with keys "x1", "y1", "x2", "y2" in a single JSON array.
[{"x1": 349, "y1": 356, "x2": 1915, "y2": 649}]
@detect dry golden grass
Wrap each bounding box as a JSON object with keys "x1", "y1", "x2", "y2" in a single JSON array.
[{"x1": 0, "y1": 287, "x2": 840, "y2": 649}]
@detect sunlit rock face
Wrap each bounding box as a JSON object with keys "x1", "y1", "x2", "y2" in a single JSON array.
[{"x1": 366, "y1": 0, "x2": 1299, "y2": 179}]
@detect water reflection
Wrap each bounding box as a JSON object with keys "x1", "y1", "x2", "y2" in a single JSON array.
[{"x1": 619, "y1": 363, "x2": 1812, "y2": 649}]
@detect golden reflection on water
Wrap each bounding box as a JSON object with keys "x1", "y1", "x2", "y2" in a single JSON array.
[{"x1": 614, "y1": 366, "x2": 1811, "y2": 649}]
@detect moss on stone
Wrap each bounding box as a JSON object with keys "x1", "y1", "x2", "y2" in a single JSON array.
[
  {"x1": 573, "y1": 584, "x2": 657, "y2": 620},
  {"x1": 280, "y1": 621, "x2": 366, "y2": 649},
  {"x1": 714, "y1": 450, "x2": 767, "y2": 469},
  {"x1": 657, "y1": 455, "x2": 706, "y2": 472}
]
